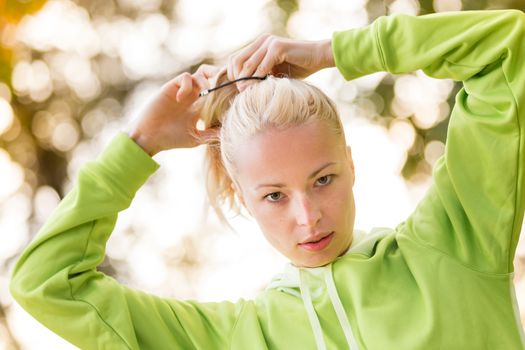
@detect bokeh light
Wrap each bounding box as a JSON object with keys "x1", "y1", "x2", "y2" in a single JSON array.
[
  {"x1": 434, "y1": 0, "x2": 462, "y2": 12},
  {"x1": 0, "y1": 98, "x2": 14, "y2": 135},
  {"x1": 0, "y1": 150, "x2": 24, "y2": 201},
  {"x1": 389, "y1": 0, "x2": 420, "y2": 15},
  {"x1": 33, "y1": 186, "x2": 60, "y2": 224},
  {"x1": 12, "y1": 60, "x2": 53, "y2": 102}
]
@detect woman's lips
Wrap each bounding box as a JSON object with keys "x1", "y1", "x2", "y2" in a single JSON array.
[{"x1": 299, "y1": 232, "x2": 334, "y2": 251}]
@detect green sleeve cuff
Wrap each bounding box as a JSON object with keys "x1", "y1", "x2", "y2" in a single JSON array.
[
  {"x1": 331, "y1": 19, "x2": 386, "y2": 80},
  {"x1": 95, "y1": 132, "x2": 161, "y2": 196}
]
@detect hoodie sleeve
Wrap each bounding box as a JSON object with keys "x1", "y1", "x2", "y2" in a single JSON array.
[
  {"x1": 9, "y1": 132, "x2": 243, "y2": 350},
  {"x1": 332, "y1": 10, "x2": 525, "y2": 274}
]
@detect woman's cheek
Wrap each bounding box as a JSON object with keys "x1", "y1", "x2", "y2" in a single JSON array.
[
  {"x1": 329, "y1": 184, "x2": 353, "y2": 215},
  {"x1": 255, "y1": 204, "x2": 282, "y2": 229}
]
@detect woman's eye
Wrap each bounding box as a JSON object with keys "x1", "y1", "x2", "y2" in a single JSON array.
[
  {"x1": 316, "y1": 175, "x2": 333, "y2": 186},
  {"x1": 264, "y1": 192, "x2": 283, "y2": 202},
  {"x1": 262, "y1": 176, "x2": 333, "y2": 202}
]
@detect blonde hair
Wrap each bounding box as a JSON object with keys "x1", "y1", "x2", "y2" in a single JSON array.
[{"x1": 200, "y1": 68, "x2": 345, "y2": 224}]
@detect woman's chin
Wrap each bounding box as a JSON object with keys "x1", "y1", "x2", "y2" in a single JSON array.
[{"x1": 292, "y1": 254, "x2": 336, "y2": 268}]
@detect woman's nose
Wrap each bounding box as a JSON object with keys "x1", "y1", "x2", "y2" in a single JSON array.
[{"x1": 294, "y1": 195, "x2": 321, "y2": 227}]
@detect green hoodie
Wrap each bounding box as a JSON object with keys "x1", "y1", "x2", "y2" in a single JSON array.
[{"x1": 9, "y1": 9, "x2": 525, "y2": 350}]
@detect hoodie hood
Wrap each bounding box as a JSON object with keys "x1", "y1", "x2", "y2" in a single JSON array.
[{"x1": 265, "y1": 228, "x2": 390, "y2": 350}]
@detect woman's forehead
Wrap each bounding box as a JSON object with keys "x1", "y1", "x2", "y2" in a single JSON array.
[
  {"x1": 241, "y1": 121, "x2": 343, "y2": 151},
  {"x1": 232, "y1": 122, "x2": 347, "y2": 185}
]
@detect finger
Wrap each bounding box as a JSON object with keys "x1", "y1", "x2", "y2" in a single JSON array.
[
  {"x1": 238, "y1": 39, "x2": 288, "y2": 92},
  {"x1": 253, "y1": 40, "x2": 283, "y2": 78},
  {"x1": 193, "y1": 72, "x2": 209, "y2": 91},
  {"x1": 228, "y1": 33, "x2": 271, "y2": 80},
  {"x1": 193, "y1": 64, "x2": 219, "y2": 91},
  {"x1": 238, "y1": 39, "x2": 271, "y2": 79},
  {"x1": 227, "y1": 55, "x2": 236, "y2": 81},
  {"x1": 183, "y1": 78, "x2": 202, "y2": 104},
  {"x1": 234, "y1": 33, "x2": 272, "y2": 73},
  {"x1": 236, "y1": 39, "x2": 276, "y2": 91},
  {"x1": 161, "y1": 76, "x2": 182, "y2": 101},
  {"x1": 196, "y1": 64, "x2": 220, "y2": 79},
  {"x1": 176, "y1": 73, "x2": 194, "y2": 103}
]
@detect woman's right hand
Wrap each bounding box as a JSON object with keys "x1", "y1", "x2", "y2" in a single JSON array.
[
  {"x1": 127, "y1": 64, "x2": 220, "y2": 156},
  {"x1": 227, "y1": 34, "x2": 335, "y2": 91}
]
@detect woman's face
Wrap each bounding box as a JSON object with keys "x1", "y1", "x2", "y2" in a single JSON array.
[{"x1": 233, "y1": 121, "x2": 356, "y2": 267}]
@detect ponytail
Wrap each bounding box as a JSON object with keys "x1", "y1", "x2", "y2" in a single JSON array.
[{"x1": 200, "y1": 68, "x2": 241, "y2": 224}]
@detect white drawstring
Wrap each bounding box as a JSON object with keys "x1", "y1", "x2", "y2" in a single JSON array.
[
  {"x1": 299, "y1": 268, "x2": 327, "y2": 350},
  {"x1": 324, "y1": 266, "x2": 360, "y2": 350},
  {"x1": 266, "y1": 230, "x2": 380, "y2": 350}
]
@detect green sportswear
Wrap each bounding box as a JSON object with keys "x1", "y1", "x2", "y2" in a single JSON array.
[{"x1": 10, "y1": 9, "x2": 525, "y2": 350}]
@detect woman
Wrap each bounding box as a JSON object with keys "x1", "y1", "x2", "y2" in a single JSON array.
[{"x1": 9, "y1": 9, "x2": 525, "y2": 349}]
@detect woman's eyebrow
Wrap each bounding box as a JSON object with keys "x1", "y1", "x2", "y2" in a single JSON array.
[{"x1": 255, "y1": 162, "x2": 337, "y2": 189}]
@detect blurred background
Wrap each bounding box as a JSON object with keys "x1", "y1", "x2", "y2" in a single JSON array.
[{"x1": 1, "y1": 0, "x2": 525, "y2": 348}]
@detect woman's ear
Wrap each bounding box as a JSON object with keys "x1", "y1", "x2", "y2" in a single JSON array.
[{"x1": 346, "y1": 145, "x2": 355, "y2": 186}]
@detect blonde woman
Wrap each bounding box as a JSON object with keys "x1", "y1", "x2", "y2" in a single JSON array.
[{"x1": 10, "y1": 9, "x2": 525, "y2": 349}]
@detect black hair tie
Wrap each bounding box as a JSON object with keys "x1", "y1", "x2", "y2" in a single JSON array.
[{"x1": 199, "y1": 75, "x2": 269, "y2": 97}]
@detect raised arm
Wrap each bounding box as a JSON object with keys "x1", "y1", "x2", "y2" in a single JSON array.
[
  {"x1": 229, "y1": 10, "x2": 525, "y2": 274},
  {"x1": 9, "y1": 67, "x2": 243, "y2": 349},
  {"x1": 333, "y1": 10, "x2": 525, "y2": 274}
]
